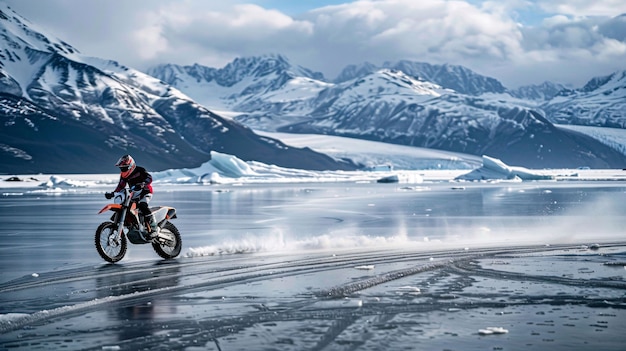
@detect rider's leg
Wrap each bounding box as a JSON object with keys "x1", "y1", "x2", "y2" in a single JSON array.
[{"x1": 138, "y1": 195, "x2": 158, "y2": 235}]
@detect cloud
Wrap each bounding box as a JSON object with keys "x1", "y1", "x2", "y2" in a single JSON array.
[
  {"x1": 504, "y1": 13, "x2": 626, "y2": 86},
  {"x1": 598, "y1": 14, "x2": 626, "y2": 41},
  {"x1": 298, "y1": 1, "x2": 524, "y2": 74},
  {"x1": 122, "y1": 2, "x2": 316, "y2": 68},
  {"x1": 295, "y1": 0, "x2": 625, "y2": 86},
  {"x1": 536, "y1": 0, "x2": 626, "y2": 17},
  {"x1": 4, "y1": 0, "x2": 626, "y2": 88}
]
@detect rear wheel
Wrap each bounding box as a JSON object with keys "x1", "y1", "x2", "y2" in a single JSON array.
[
  {"x1": 95, "y1": 221, "x2": 127, "y2": 263},
  {"x1": 152, "y1": 222, "x2": 182, "y2": 259}
]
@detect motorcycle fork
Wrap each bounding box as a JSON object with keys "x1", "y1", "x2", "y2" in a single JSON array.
[{"x1": 109, "y1": 209, "x2": 126, "y2": 242}]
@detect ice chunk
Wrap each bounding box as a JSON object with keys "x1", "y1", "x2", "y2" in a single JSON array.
[
  {"x1": 479, "y1": 326, "x2": 509, "y2": 335},
  {"x1": 396, "y1": 286, "x2": 421, "y2": 294},
  {"x1": 456, "y1": 155, "x2": 554, "y2": 181},
  {"x1": 40, "y1": 175, "x2": 91, "y2": 189},
  {"x1": 377, "y1": 175, "x2": 399, "y2": 183}
]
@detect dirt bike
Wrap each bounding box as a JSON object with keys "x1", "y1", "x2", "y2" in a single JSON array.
[{"x1": 95, "y1": 186, "x2": 182, "y2": 263}]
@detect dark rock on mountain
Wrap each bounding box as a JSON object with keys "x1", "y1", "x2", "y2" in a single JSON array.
[{"x1": 0, "y1": 94, "x2": 205, "y2": 173}]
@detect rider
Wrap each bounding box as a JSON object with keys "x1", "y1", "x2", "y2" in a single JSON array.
[{"x1": 105, "y1": 154, "x2": 159, "y2": 237}]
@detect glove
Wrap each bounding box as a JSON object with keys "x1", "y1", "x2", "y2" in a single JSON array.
[{"x1": 105, "y1": 192, "x2": 114, "y2": 199}]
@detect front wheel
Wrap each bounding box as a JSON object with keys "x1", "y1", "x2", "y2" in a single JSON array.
[
  {"x1": 95, "y1": 221, "x2": 127, "y2": 263},
  {"x1": 152, "y1": 222, "x2": 182, "y2": 259}
]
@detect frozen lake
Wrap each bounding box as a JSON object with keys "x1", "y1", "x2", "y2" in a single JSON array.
[{"x1": 1, "y1": 181, "x2": 626, "y2": 350}]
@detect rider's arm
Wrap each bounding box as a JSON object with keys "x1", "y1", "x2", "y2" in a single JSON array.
[
  {"x1": 144, "y1": 171, "x2": 153, "y2": 185},
  {"x1": 113, "y1": 177, "x2": 126, "y2": 192}
]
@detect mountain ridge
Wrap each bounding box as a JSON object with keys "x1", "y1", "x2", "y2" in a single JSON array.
[{"x1": 147, "y1": 56, "x2": 626, "y2": 168}]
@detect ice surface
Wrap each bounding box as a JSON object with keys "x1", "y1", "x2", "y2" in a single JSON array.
[{"x1": 2, "y1": 134, "x2": 626, "y2": 350}]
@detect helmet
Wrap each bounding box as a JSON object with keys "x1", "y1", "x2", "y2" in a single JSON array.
[{"x1": 115, "y1": 154, "x2": 136, "y2": 178}]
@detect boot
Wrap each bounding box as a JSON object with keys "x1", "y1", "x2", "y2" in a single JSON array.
[{"x1": 146, "y1": 214, "x2": 159, "y2": 239}]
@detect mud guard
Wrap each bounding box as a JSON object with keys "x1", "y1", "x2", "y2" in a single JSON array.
[{"x1": 151, "y1": 206, "x2": 177, "y2": 225}]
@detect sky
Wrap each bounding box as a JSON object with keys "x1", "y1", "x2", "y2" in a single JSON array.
[{"x1": 3, "y1": 0, "x2": 626, "y2": 88}]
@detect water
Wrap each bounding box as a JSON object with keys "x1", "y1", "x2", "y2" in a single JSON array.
[{"x1": 1, "y1": 181, "x2": 625, "y2": 350}]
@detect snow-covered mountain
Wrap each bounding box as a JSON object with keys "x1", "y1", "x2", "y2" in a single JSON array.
[
  {"x1": 149, "y1": 56, "x2": 319, "y2": 134},
  {"x1": 335, "y1": 60, "x2": 508, "y2": 96},
  {"x1": 282, "y1": 70, "x2": 626, "y2": 168},
  {"x1": 147, "y1": 55, "x2": 626, "y2": 168},
  {"x1": 0, "y1": 5, "x2": 354, "y2": 174},
  {"x1": 509, "y1": 81, "x2": 569, "y2": 101},
  {"x1": 147, "y1": 54, "x2": 331, "y2": 128},
  {"x1": 541, "y1": 71, "x2": 626, "y2": 128}
]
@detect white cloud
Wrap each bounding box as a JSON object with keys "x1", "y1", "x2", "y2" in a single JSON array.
[
  {"x1": 536, "y1": 0, "x2": 626, "y2": 17},
  {"x1": 295, "y1": 0, "x2": 526, "y2": 78},
  {"x1": 132, "y1": 19, "x2": 169, "y2": 60},
  {"x1": 3, "y1": 0, "x2": 626, "y2": 88},
  {"x1": 498, "y1": 13, "x2": 626, "y2": 86},
  {"x1": 126, "y1": 2, "x2": 315, "y2": 68}
]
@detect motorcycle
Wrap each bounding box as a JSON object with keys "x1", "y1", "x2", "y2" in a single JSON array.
[{"x1": 95, "y1": 186, "x2": 182, "y2": 263}]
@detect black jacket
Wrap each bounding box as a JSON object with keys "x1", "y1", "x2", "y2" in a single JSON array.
[{"x1": 114, "y1": 166, "x2": 153, "y2": 193}]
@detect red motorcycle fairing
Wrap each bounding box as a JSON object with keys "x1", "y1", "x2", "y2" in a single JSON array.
[
  {"x1": 99, "y1": 202, "x2": 137, "y2": 214},
  {"x1": 98, "y1": 203, "x2": 122, "y2": 214},
  {"x1": 99, "y1": 203, "x2": 141, "y2": 225}
]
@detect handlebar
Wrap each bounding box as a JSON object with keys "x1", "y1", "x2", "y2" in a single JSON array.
[{"x1": 105, "y1": 184, "x2": 144, "y2": 200}]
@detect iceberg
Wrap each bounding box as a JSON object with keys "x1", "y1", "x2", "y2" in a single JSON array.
[
  {"x1": 39, "y1": 175, "x2": 92, "y2": 189},
  {"x1": 153, "y1": 151, "x2": 401, "y2": 184},
  {"x1": 455, "y1": 155, "x2": 554, "y2": 181},
  {"x1": 153, "y1": 151, "x2": 260, "y2": 184}
]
